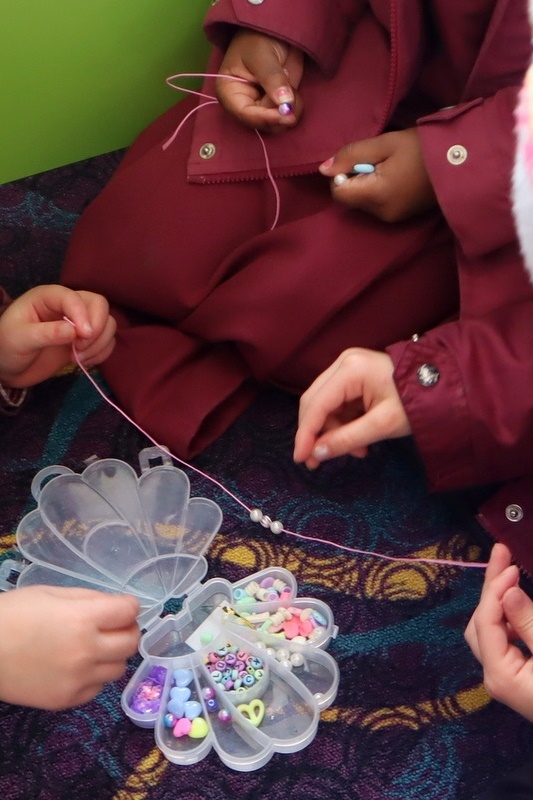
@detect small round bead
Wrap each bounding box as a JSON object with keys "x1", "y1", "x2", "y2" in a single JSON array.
[
  {"x1": 260, "y1": 515, "x2": 272, "y2": 528},
  {"x1": 278, "y1": 102, "x2": 293, "y2": 116},
  {"x1": 250, "y1": 508, "x2": 263, "y2": 523},
  {"x1": 276, "y1": 648, "x2": 290, "y2": 662},
  {"x1": 270, "y1": 520, "x2": 284, "y2": 534},
  {"x1": 218, "y1": 708, "x2": 232, "y2": 724},
  {"x1": 290, "y1": 652, "x2": 305, "y2": 668},
  {"x1": 333, "y1": 173, "x2": 348, "y2": 186},
  {"x1": 279, "y1": 659, "x2": 293, "y2": 670},
  {"x1": 202, "y1": 686, "x2": 216, "y2": 701},
  {"x1": 205, "y1": 697, "x2": 218, "y2": 713}
]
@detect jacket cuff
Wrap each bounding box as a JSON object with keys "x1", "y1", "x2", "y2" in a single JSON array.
[
  {"x1": 204, "y1": 0, "x2": 363, "y2": 75},
  {"x1": 477, "y1": 479, "x2": 533, "y2": 577},
  {"x1": 387, "y1": 336, "x2": 474, "y2": 491}
]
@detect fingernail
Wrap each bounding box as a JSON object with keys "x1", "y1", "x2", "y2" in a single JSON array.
[
  {"x1": 312, "y1": 444, "x2": 330, "y2": 461},
  {"x1": 333, "y1": 173, "x2": 348, "y2": 186},
  {"x1": 276, "y1": 87, "x2": 293, "y2": 103},
  {"x1": 502, "y1": 586, "x2": 523, "y2": 611},
  {"x1": 319, "y1": 157, "x2": 335, "y2": 171}
]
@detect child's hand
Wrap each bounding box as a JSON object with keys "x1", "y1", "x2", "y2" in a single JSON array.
[
  {"x1": 0, "y1": 585, "x2": 140, "y2": 709},
  {"x1": 0, "y1": 285, "x2": 116, "y2": 388},
  {"x1": 216, "y1": 30, "x2": 304, "y2": 132},
  {"x1": 293, "y1": 348, "x2": 411, "y2": 469},
  {"x1": 465, "y1": 543, "x2": 533, "y2": 722},
  {"x1": 319, "y1": 128, "x2": 437, "y2": 222}
]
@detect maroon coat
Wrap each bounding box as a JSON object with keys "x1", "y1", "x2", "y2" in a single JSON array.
[{"x1": 61, "y1": 1, "x2": 533, "y2": 568}]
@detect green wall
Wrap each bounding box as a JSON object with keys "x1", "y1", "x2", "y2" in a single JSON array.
[{"x1": 0, "y1": 1, "x2": 210, "y2": 185}]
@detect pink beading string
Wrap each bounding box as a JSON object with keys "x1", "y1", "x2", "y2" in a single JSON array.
[
  {"x1": 70, "y1": 339, "x2": 487, "y2": 571},
  {"x1": 64, "y1": 70, "x2": 488, "y2": 571},
  {"x1": 163, "y1": 72, "x2": 280, "y2": 229}
]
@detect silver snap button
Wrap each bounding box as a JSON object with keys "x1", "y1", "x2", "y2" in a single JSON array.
[
  {"x1": 505, "y1": 504, "x2": 524, "y2": 523},
  {"x1": 447, "y1": 145, "x2": 468, "y2": 165},
  {"x1": 248, "y1": 0, "x2": 265, "y2": 4},
  {"x1": 199, "y1": 143, "x2": 216, "y2": 160},
  {"x1": 417, "y1": 364, "x2": 440, "y2": 387}
]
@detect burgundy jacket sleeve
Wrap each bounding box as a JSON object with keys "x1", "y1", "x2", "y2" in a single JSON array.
[
  {"x1": 477, "y1": 478, "x2": 533, "y2": 577},
  {"x1": 418, "y1": 91, "x2": 520, "y2": 261},
  {"x1": 204, "y1": 0, "x2": 366, "y2": 75},
  {"x1": 387, "y1": 300, "x2": 533, "y2": 492}
]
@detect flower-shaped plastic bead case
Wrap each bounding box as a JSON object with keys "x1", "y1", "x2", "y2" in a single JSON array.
[
  {"x1": 122, "y1": 569, "x2": 339, "y2": 771},
  {"x1": 14, "y1": 447, "x2": 339, "y2": 771},
  {"x1": 15, "y1": 447, "x2": 222, "y2": 630}
]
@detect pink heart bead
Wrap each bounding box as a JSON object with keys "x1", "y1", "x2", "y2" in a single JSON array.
[{"x1": 173, "y1": 717, "x2": 192, "y2": 738}]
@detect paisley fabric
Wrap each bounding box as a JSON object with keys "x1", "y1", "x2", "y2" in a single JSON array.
[{"x1": 0, "y1": 154, "x2": 532, "y2": 799}]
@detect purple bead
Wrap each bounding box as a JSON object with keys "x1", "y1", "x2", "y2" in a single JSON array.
[
  {"x1": 148, "y1": 666, "x2": 167, "y2": 684},
  {"x1": 218, "y1": 708, "x2": 232, "y2": 725},
  {"x1": 206, "y1": 697, "x2": 218, "y2": 713},
  {"x1": 278, "y1": 102, "x2": 293, "y2": 116},
  {"x1": 129, "y1": 678, "x2": 163, "y2": 714},
  {"x1": 202, "y1": 686, "x2": 216, "y2": 701}
]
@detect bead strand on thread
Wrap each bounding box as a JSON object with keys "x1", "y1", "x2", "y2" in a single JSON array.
[{"x1": 249, "y1": 508, "x2": 284, "y2": 534}]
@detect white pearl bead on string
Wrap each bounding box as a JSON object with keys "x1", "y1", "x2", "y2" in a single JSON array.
[{"x1": 249, "y1": 509, "x2": 284, "y2": 534}]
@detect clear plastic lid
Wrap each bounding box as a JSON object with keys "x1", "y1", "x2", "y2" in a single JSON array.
[{"x1": 15, "y1": 447, "x2": 222, "y2": 629}]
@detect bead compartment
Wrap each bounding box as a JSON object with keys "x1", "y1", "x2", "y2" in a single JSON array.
[{"x1": 123, "y1": 569, "x2": 339, "y2": 770}]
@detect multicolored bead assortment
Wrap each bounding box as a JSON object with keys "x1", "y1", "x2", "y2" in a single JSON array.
[
  {"x1": 233, "y1": 576, "x2": 292, "y2": 605},
  {"x1": 231, "y1": 578, "x2": 328, "y2": 642},
  {"x1": 129, "y1": 665, "x2": 167, "y2": 714},
  {"x1": 163, "y1": 668, "x2": 208, "y2": 740},
  {"x1": 204, "y1": 644, "x2": 266, "y2": 693}
]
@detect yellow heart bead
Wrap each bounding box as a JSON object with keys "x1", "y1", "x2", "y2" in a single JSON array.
[
  {"x1": 189, "y1": 717, "x2": 209, "y2": 739},
  {"x1": 236, "y1": 699, "x2": 265, "y2": 727}
]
